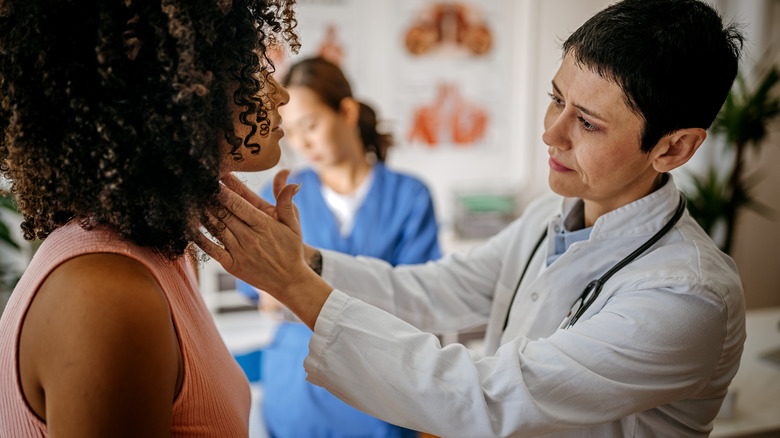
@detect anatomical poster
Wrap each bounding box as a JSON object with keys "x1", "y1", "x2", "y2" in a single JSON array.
[{"x1": 394, "y1": 0, "x2": 513, "y2": 151}]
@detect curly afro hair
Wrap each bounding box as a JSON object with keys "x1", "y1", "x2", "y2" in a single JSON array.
[{"x1": 0, "y1": 0, "x2": 299, "y2": 259}]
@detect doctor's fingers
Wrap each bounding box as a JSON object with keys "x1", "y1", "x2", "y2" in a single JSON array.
[
  {"x1": 271, "y1": 170, "x2": 302, "y2": 227},
  {"x1": 222, "y1": 173, "x2": 277, "y2": 218},
  {"x1": 272, "y1": 169, "x2": 291, "y2": 200},
  {"x1": 207, "y1": 198, "x2": 310, "y2": 292},
  {"x1": 194, "y1": 229, "x2": 234, "y2": 270},
  {"x1": 201, "y1": 208, "x2": 241, "y2": 252},
  {"x1": 198, "y1": 206, "x2": 282, "y2": 279},
  {"x1": 274, "y1": 183, "x2": 302, "y2": 237},
  {"x1": 217, "y1": 182, "x2": 278, "y2": 230},
  {"x1": 195, "y1": 213, "x2": 240, "y2": 272},
  {"x1": 213, "y1": 187, "x2": 303, "y2": 260}
]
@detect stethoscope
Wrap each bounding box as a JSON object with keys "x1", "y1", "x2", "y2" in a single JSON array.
[{"x1": 502, "y1": 194, "x2": 687, "y2": 331}]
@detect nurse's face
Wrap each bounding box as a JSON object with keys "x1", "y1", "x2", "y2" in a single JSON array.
[
  {"x1": 279, "y1": 86, "x2": 355, "y2": 170},
  {"x1": 220, "y1": 74, "x2": 290, "y2": 175},
  {"x1": 543, "y1": 53, "x2": 662, "y2": 224}
]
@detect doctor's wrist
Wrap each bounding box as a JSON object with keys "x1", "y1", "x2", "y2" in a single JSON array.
[{"x1": 307, "y1": 249, "x2": 323, "y2": 276}]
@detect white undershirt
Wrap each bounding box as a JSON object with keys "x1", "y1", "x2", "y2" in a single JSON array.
[{"x1": 321, "y1": 167, "x2": 375, "y2": 237}]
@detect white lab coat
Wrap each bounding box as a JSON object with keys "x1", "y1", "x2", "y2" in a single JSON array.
[{"x1": 303, "y1": 176, "x2": 745, "y2": 437}]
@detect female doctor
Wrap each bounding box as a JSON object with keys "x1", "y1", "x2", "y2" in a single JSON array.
[
  {"x1": 238, "y1": 57, "x2": 440, "y2": 438},
  {"x1": 198, "y1": 0, "x2": 746, "y2": 436}
]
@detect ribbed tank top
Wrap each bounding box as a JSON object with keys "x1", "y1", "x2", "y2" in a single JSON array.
[{"x1": 0, "y1": 223, "x2": 250, "y2": 436}]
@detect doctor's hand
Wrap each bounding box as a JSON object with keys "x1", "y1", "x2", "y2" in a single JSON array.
[
  {"x1": 195, "y1": 171, "x2": 333, "y2": 329},
  {"x1": 222, "y1": 170, "x2": 293, "y2": 221}
]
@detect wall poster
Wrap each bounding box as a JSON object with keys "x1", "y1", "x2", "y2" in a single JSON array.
[{"x1": 394, "y1": 0, "x2": 513, "y2": 152}]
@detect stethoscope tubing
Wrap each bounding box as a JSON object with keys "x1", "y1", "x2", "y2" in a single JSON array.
[{"x1": 502, "y1": 194, "x2": 687, "y2": 332}]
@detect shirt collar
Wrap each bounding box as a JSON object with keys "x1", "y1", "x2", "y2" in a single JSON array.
[{"x1": 556, "y1": 173, "x2": 681, "y2": 241}]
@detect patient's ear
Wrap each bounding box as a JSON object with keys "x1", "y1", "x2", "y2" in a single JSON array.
[{"x1": 651, "y1": 128, "x2": 707, "y2": 173}]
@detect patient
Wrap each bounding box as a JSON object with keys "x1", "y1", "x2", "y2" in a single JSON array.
[{"x1": 0, "y1": 1, "x2": 297, "y2": 436}]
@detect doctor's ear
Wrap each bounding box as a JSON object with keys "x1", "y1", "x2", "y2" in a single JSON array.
[
  {"x1": 338, "y1": 97, "x2": 361, "y2": 127},
  {"x1": 651, "y1": 128, "x2": 707, "y2": 173}
]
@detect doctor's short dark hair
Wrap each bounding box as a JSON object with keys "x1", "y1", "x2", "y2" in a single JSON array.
[
  {"x1": 0, "y1": 0, "x2": 298, "y2": 259},
  {"x1": 563, "y1": 0, "x2": 744, "y2": 154}
]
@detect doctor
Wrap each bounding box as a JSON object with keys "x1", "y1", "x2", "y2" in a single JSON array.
[{"x1": 197, "y1": 0, "x2": 746, "y2": 436}]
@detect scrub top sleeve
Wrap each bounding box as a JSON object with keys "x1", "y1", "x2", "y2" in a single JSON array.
[
  {"x1": 304, "y1": 280, "x2": 734, "y2": 437},
  {"x1": 394, "y1": 185, "x2": 441, "y2": 264}
]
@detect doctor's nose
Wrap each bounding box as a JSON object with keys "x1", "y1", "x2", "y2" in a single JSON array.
[{"x1": 542, "y1": 110, "x2": 571, "y2": 151}]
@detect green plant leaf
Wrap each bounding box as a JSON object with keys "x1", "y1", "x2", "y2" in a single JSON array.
[
  {"x1": 0, "y1": 192, "x2": 21, "y2": 250},
  {"x1": 683, "y1": 167, "x2": 730, "y2": 235},
  {"x1": 712, "y1": 66, "x2": 780, "y2": 149},
  {"x1": 0, "y1": 220, "x2": 20, "y2": 250}
]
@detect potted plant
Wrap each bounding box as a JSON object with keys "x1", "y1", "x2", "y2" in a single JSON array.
[
  {"x1": 1, "y1": 191, "x2": 22, "y2": 307},
  {"x1": 684, "y1": 65, "x2": 780, "y2": 254}
]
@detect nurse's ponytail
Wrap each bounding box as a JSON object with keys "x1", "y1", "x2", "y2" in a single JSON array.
[{"x1": 357, "y1": 101, "x2": 392, "y2": 162}]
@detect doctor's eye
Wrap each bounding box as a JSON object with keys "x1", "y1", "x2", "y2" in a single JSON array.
[
  {"x1": 547, "y1": 92, "x2": 564, "y2": 107},
  {"x1": 577, "y1": 116, "x2": 598, "y2": 132}
]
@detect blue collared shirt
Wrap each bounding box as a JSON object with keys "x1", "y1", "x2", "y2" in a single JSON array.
[{"x1": 547, "y1": 199, "x2": 592, "y2": 266}]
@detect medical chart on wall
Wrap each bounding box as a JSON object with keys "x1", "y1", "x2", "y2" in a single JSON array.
[
  {"x1": 274, "y1": 0, "x2": 513, "y2": 152},
  {"x1": 393, "y1": 0, "x2": 513, "y2": 151},
  {"x1": 385, "y1": 0, "x2": 520, "y2": 230}
]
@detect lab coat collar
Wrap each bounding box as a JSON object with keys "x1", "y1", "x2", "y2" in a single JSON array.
[{"x1": 558, "y1": 173, "x2": 681, "y2": 241}]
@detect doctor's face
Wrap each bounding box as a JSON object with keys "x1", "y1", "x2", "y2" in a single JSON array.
[
  {"x1": 279, "y1": 86, "x2": 355, "y2": 170},
  {"x1": 543, "y1": 53, "x2": 662, "y2": 223}
]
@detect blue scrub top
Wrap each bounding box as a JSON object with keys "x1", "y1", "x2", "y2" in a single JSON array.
[{"x1": 237, "y1": 162, "x2": 441, "y2": 438}]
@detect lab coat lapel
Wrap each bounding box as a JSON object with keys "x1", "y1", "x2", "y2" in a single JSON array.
[{"x1": 496, "y1": 178, "x2": 684, "y2": 343}]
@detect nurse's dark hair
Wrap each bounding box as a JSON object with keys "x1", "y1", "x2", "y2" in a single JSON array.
[
  {"x1": 0, "y1": 0, "x2": 299, "y2": 259},
  {"x1": 282, "y1": 57, "x2": 393, "y2": 162},
  {"x1": 563, "y1": 0, "x2": 744, "y2": 153}
]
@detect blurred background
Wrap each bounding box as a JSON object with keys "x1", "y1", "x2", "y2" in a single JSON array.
[
  {"x1": 239, "y1": 0, "x2": 780, "y2": 309},
  {"x1": 3, "y1": 0, "x2": 778, "y2": 311},
  {"x1": 1, "y1": 1, "x2": 779, "y2": 437}
]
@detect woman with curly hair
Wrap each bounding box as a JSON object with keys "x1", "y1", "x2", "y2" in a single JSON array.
[{"x1": 0, "y1": 0, "x2": 298, "y2": 436}]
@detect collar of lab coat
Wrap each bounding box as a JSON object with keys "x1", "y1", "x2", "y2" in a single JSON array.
[{"x1": 557, "y1": 173, "x2": 681, "y2": 242}]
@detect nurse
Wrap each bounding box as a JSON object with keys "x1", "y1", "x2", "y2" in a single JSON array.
[
  {"x1": 238, "y1": 57, "x2": 441, "y2": 438},
  {"x1": 199, "y1": 0, "x2": 746, "y2": 436}
]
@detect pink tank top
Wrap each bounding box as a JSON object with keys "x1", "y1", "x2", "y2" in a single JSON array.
[{"x1": 0, "y1": 223, "x2": 250, "y2": 436}]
